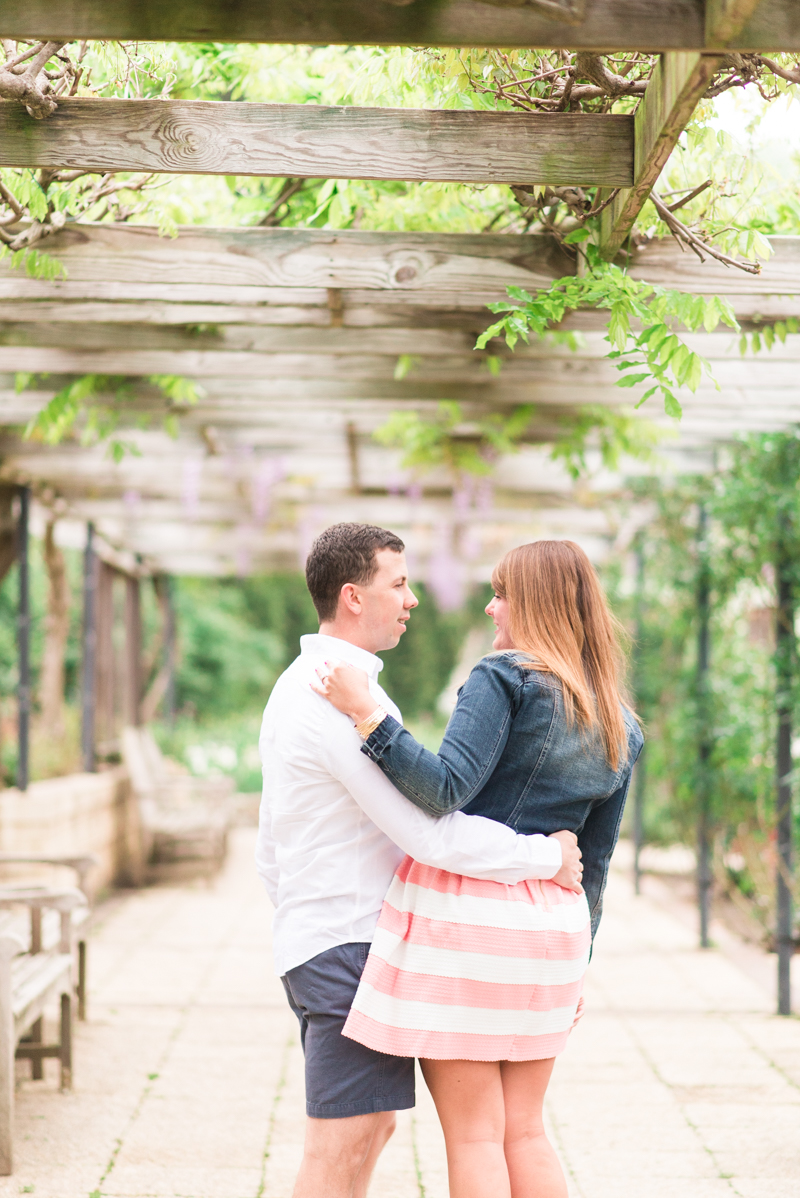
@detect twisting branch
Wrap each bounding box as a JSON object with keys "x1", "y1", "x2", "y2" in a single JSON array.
[
  {"x1": 649, "y1": 191, "x2": 761, "y2": 274},
  {"x1": 0, "y1": 40, "x2": 69, "y2": 118}
]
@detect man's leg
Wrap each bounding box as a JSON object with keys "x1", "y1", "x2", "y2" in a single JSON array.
[
  {"x1": 281, "y1": 945, "x2": 414, "y2": 1197},
  {"x1": 353, "y1": 1110, "x2": 396, "y2": 1198},
  {"x1": 293, "y1": 1110, "x2": 396, "y2": 1198}
]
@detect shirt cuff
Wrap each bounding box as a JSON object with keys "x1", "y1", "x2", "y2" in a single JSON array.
[
  {"x1": 360, "y1": 713, "x2": 404, "y2": 762},
  {"x1": 529, "y1": 833, "x2": 562, "y2": 878}
]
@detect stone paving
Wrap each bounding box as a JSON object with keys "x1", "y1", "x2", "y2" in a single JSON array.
[{"x1": 3, "y1": 827, "x2": 799, "y2": 1198}]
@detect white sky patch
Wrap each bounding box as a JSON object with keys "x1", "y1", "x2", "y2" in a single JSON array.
[{"x1": 708, "y1": 88, "x2": 800, "y2": 162}]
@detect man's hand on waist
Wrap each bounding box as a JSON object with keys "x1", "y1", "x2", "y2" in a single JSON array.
[{"x1": 548, "y1": 830, "x2": 583, "y2": 893}]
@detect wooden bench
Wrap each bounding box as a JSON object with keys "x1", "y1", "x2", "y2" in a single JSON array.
[
  {"x1": 122, "y1": 726, "x2": 233, "y2": 881},
  {"x1": 0, "y1": 887, "x2": 86, "y2": 1174},
  {"x1": 0, "y1": 856, "x2": 97, "y2": 1021}
]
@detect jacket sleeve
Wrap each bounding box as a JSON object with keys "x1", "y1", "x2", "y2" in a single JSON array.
[{"x1": 360, "y1": 656, "x2": 518, "y2": 816}]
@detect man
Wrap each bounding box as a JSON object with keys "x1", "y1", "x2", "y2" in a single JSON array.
[{"x1": 256, "y1": 523, "x2": 582, "y2": 1198}]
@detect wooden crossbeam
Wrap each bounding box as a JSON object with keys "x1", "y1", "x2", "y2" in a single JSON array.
[
  {"x1": 0, "y1": 225, "x2": 575, "y2": 305},
  {"x1": 3, "y1": 0, "x2": 799, "y2": 51},
  {"x1": 7, "y1": 225, "x2": 800, "y2": 303},
  {"x1": 0, "y1": 100, "x2": 633, "y2": 186}
]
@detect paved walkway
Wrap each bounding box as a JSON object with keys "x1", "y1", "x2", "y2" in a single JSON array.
[{"x1": 4, "y1": 828, "x2": 799, "y2": 1198}]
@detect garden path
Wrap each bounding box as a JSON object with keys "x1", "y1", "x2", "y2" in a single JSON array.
[{"x1": 1, "y1": 826, "x2": 798, "y2": 1198}]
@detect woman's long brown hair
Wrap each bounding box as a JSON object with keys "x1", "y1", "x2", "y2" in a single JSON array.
[{"x1": 491, "y1": 540, "x2": 633, "y2": 771}]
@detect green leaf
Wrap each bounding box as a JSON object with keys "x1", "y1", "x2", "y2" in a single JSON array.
[
  {"x1": 563, "y1": 227, "x2": 591, "y2": 244},
  {"x1": 394, "y1": 354, "x2": 421, "y2": 380},
  {"x1": 617, "y1": 373, "x2": 651, "y2": 388},
  {"x1": 663, "y1": 390, "x2": 683, "y2": 419}
]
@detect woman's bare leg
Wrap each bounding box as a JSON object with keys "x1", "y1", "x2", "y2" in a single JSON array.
[
  {"x1": 420, "y1": 1059, "x2": 511, "y2": 1198},
  {"x1": 500, "y1": 1059, "x2": 568, "y2": 1198}
]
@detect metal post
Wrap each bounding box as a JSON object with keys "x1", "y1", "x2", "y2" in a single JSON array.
[
  {"x1": 81, "y1": 523, "x2": 97, "y2": 773},
  {"x1": 164, "y1": 576, "x2": 177, "y2": 728},
  {"x1": 632, "y1": 536, "x2": 646, "y2": 895},
  {"x1": 696, "y1": 503, "x2": 713, "y2": 949},
  {"x1": 16, "y1": 486, "x2": 30, "y2": 792},
  {"x1": 775, "y1": 503, "x2": 794, "y2": 1016}
]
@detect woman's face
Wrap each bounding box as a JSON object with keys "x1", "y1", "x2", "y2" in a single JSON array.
[{"x1": 486, "y1": 592, "x2": 515, "y2": 651}]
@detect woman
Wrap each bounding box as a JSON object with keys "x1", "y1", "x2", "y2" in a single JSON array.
[{"x1": 313, "y1": 540, "x2": 643, "y2": 1198}]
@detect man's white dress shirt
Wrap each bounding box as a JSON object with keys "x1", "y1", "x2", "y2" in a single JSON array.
[{"x1": 256, "y1": 633, "x2": 562, "y2": 977}]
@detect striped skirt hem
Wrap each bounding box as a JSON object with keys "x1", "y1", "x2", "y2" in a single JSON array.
[{"x1": 343, "y1": 856, "x2": 590, "y2": 1062}]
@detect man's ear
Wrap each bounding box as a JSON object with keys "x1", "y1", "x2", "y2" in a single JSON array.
[{"x1": 338, "y1": 583, "x2": 362, "y2": 617}]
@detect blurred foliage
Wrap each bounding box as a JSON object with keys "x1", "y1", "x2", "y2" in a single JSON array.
[
  {"x1": 375, "y1": 401, "x2": 535, "y2": 479},
  {"x1": 379, "y1": 583, "x2": 492, "y2": 719},
  {"x1": 0, "y1": 547, "x2": 488, "y2": 786},
  {"x1": 172, "y1": 573, "x2": 488, "y2": 723},
  {"x1": 0, "y1": 540, "x2": 84, "y2": 784},
  {"x1": 157, "y1": 575, "x2": 488, "y2": 785},
  {"x1": 171, "y1": 577, "x2": 286, "y2": 719},
  {"x1": 611, "y1": 433, "x2": 800, "y2": 934}
]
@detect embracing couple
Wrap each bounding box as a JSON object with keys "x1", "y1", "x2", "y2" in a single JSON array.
[{"x1": 256, "y1": 523, "x2": 642, "y2": 1198}]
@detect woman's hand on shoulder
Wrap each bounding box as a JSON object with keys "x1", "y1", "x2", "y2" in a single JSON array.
[{"x1": 310, "y1": 660, "x2": 376, "y2": 723}]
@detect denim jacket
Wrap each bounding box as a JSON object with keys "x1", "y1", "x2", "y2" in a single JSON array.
[{"x1": 362, "y1": 651, "x2": 644, "y2": 938}]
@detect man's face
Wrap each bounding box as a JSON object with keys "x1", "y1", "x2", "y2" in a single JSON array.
[{"x1": 355, "y1": 549, "x2": 418, "y2": 652}]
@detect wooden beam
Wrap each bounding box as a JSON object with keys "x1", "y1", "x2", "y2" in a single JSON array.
[
  {"x1": 598, "y1": 52, "x2": 721, "y2": 259},
  {"x1": 0, "y1": 321, "x2": 482, "y2": 355},
  {"x1": 705, "y1": 0, "x2": 770, "y2": 46},
  {"x1": 3, "y1": 0, "x2": 799, "y2": 51},
  {"x1": 5, "y1": 224, "x2": 800, "y2": 306},
  {"x1": 0, "y1": 1, "x2": 706, "y2": 51},
  {"x1": 0, "y1": 225, "x2": 575, "y2": 297},
  {"x1": 734, "y1": 0, "x2": 800, "y2": 50},
  {"x1": 0, "y1": 99, "x2": 634, "y2": 187}
]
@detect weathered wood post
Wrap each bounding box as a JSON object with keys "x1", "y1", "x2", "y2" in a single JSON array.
[
  {"x1": 632, "y1": 534, "x2": 646, "y2": 896},
  {"x1": 696, "y1": 503, "x2": 713, "y2": 950},
  {"x1": 124, "y1": 574, "x2": 142, "y2": 727},
  {"x1": 80, "y1": 523, "x2": 97, "y2": 773},
  {"x1": 775, "y1": 494, "x2": 795, "y2": 1016},
  {"x1": 0, "y1": 934, "x2": 22, "y2": 1174},
  {"x1": 16, "y1": 486, "x2": 30, "y2": 792}
]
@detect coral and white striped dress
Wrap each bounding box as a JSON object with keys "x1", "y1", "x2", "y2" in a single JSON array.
[{"x1": 343, "y1": 854, "x2": 591, "y2": 1062}]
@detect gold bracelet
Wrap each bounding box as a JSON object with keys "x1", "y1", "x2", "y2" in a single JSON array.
[{"x1": 354, "y1": 706, "x2": 388, "y2": 741}]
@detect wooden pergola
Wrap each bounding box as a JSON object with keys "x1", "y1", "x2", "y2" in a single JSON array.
[
  {"x1": 0, "y1": 225, "x2": 799, "y2": 575},
  {"x1": 0, "y1": 0, "x2": 795, "y2": 575},
  {"x1": 0, "y1": 0, "x2": 797, "y2": 1015}
]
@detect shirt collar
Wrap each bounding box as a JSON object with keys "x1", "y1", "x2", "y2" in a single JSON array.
[{"x1": 300, "y1": 633, "x2": 384, "y2": 681}]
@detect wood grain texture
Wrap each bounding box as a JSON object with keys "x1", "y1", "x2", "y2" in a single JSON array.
[
  {"x1": 736, "y1": 1, "x2": 800, "y2": 49},
  {"x1": 598, "y1": 52, "x2": 722, "y2": 258},
  {"x1": 0, "y1": 224, "x2": 797, "y2": 304},
  {"x1": 0, "y1": 224, "x2": 575, "y2": 293},
  {"x1": 0, "y1": 99, "x2": 634, "y2": 186},
  {"x1": 6, "y1": 0, "x2": 797, "y2": 50},
  {"x1": 705, "y1": 0, "x2": 769, "y2": 44},
  {"x1": 0, "y1": 0, "x2": 707, "y2": 51},
  {"x1": 0, "y1": 321, "x2": 481, "y2": 356},
  {"x1": 2, "y1": 336, "x2": 799, "y2": 383}
]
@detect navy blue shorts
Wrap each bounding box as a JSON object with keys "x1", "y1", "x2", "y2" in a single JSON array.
[{"x1": 281, "y1": 942, "x2": 415, "y2": 1118}]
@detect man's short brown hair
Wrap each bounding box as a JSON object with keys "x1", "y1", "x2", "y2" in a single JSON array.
[{"x1": 305, "y1": 523, "x2": 405, "y2": 623}]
